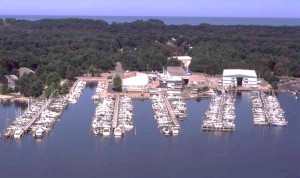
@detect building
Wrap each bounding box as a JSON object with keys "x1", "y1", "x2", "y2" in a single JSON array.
[
  {"x1": 222, "y1": 69, "x2": 257, "y2": 87},
  {"x1": 166, "y1": 66, "x2": 190, "y2": 84},
  {"x1": 5, "y1": 75, "x2": 19, "y2": 89},
  {"x1": 122, "y1": 72, "x2": 149, "y2": 92},
  {"x1": 18, "y1": 67, "x2": 35, "y2": 77},
  {"x1": 169, "y1": 56, "x2": 192, "y2": 69}
]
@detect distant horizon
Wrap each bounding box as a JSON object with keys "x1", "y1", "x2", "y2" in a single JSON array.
[
  {"x1": 1, "y1": 0, "x2": 299, "y2": 18},
  {"x1": 1, "y1": 15, "x2": 300, "y2": 19}
]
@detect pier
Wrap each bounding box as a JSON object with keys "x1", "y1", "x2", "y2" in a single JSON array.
[
  {"x1": 162, "y1": 95, "x2": 179, "y2": 126},
  {"x1": 112, "y1": 95, "x2": 120, "y2": 128},
  {"x1": 201, "y1": 93, "x2": 236, "y2": 131},
  {"x1": 250, "y1": 91, "x2": 287, "y2": 126}
]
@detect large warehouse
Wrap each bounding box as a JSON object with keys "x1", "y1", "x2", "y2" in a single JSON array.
[{"x1": 222, "y1": 69, "x2": 258, "y2": 87}]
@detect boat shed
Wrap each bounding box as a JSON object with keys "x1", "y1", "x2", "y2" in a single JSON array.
[
  {"x1": 222, "y1": 69, "x2": 257, "y2": 87},
  {"x1": 167, "y1": 66, "x2": 189, "y2": 82}
]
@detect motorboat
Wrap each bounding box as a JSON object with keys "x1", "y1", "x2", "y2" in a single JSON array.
[
  {"x1": 14, "y1": 129, "x2": 24, "y2": 139},
  {"x1": 102, "y1": 127, "x2": 111, "y2": 136},
  {"x1": 33, "y1": 128, "x2": 44, "y2": 139}
]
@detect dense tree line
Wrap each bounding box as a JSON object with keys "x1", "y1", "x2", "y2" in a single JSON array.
[{"x1": 0, "y1": 18, "x2": 300, "y2": 95}]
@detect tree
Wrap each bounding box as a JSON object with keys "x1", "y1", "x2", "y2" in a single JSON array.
[
  {"x1": 113, "y1": 75, "x2": 122, "y2": 92},
  {"x1": 166, "y1": 58, "x2": 182, "y2": 66}
]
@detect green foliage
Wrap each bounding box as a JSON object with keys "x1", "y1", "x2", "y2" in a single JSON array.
[
  {"x1": 45, "y1": 84, "x2": 57, "y2": 98},
  {"x1": 113, "y1": 75, "x2": 122, "y2": 92},
  {"x1": 166, "y1": 58, "x2": 182, "y2": 66},
  {"x1": 15, "y1": 73, "x2": 43, "y2": 97},
  {"x1": 1, "y1": 18, "x2": 300, "y2": 93},
  {"x1": 0, "y1": 83, "x2": 9, "y2": 94}
]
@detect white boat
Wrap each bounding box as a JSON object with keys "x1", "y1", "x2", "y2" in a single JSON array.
[
  {"x1": 92, "y1": 128, "x2": 100, "y2": 135},
  {"x1": 171, "y1": 126, "x2": 179, "y2": 135},
  {"x1": 14, "y1": 129, "x2": 24, "y2": 139},
  {"x1": 113, "y1": 127, "x2": 124, "y2": 137},
  {"x1": 162, "y1": 127, "x2": 170, "y2": 135},
  {"x1": 102, "y1": 127, "x2": 111, "y2": 136},
  {"x1": 33, "y1": 128, "x2": 44, "y2": 139}
]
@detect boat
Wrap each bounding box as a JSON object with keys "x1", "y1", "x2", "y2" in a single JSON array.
[
  {"x1": 171, "y1": 126, "x2": 180, "y2": 135},
  {"x1": 14, "y1": 129, "x2": 24, "y2": 139},
  {"x1": 92, "y1": 128, "x2": 100, "y2": 135},
  {"x1": 162, "y1": 127, "x2": 170, "y2": 135},
  {"x1": 33, "y1": 128, "x2": 44, "y2": 139},
  {"x1": 102, "y1": 127, "x2": 111, "y2": 136},
  {"x1": 113, "y1": 127, "x2": 124, "y2": 137}
]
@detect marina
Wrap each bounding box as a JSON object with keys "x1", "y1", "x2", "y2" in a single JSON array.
[
  {"x1": 0, "y1": 87, "x2": 299, "y2": 178},
  {"x1": 151, "y1": 94, "x2": 182, "y2": 135},
  {"x1": 2, "y1": 80, "x2": 86, "y2": 139},
  {"x1": 250, "y1": 91, "x2": 288, "y2": 126},
  {"x1": 201, "y1": 93, "x2": 236, "y2": 131},
  {"x1": 91, "y1": 94, "x2": 134, "y2": 137}
]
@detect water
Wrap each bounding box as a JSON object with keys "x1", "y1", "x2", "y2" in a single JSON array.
[
  {"x1": 0, "y1": 88, "x2": 300, "y2": 178},
  {"x1": 1, "y1": 15, "x2": 300, "y2": 26}
]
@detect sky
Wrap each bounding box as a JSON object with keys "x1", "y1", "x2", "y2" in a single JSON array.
[{"x1": 0, "y1": 0, "x2": 299, "y2": 18}]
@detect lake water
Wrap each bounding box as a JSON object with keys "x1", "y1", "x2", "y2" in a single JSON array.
[
  {"x1": 1, "y1": 15, "x2": 300, "y2": 26},
  {"x1": 0, "y1": 87, "x2": 300, "y2": 178}
]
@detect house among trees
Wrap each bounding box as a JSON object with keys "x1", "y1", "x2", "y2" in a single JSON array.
[
  {"x1": 18, "y1": 67, "x2": 35, "y2": 77},
  {"x1": 5, "y1": 75, "x2": 19, "y2": 89}
]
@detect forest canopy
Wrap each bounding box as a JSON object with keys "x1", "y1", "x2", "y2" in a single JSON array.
[{"x1": 1, "y1": 18, "x2": 300, "y2": 96}]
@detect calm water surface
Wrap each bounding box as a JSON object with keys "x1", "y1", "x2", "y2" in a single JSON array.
[{"x1": 0, "y1": 87, "x2": 299, "y2": 178}]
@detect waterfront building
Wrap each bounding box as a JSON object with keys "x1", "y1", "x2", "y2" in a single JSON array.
[
  {"x1": 18, "y1": 67, "x2": 35, "y2": 77},
  {"x1": 122, "y1": 72, "x2": 149, "y2": 92},
  {"x1": 222, "y1": 69, "x2": 258, "y2": 87},
  {"x1": 5, "y1": 75, "x2": 18, "y2": 89},
  {"x1": 167, "y1": 66, "x2": 190, "y2": 82}
]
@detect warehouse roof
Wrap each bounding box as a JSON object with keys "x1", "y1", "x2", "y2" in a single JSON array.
[
  {"x1": 223, "y1": 69, "x2": 257, "y2": 78},
  {"x1": 167, "y1": 66, "x2": 187, "y2": 76}
]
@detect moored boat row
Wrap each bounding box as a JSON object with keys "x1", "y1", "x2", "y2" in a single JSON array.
[
  {"x1": 91, "y1": 81, "x2": 106, "y2": 101},
  {"x1": 91, "y1": 97, "x2": 115, "y2": 136},
  {"x1": 67, "y1": 80, "x2": 86, "y2": 104},
  {"x1": 151, "y1": 94, "x2": 180, "y2": 136},
  {"x1": 167, "y1": 94, "x2": 187, "y2": 118},
  {"x1": 250, "y1": 91, "x2": 287, "y2": 126},
  {"x1": 201, "y1": 93, "x2": 236, "y2": 131}
]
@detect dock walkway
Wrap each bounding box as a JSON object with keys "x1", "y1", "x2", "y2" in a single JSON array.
[
  {"x1": 112, "y1": 95, "x2": 120, "y2": 128},
  {"x1": 22, "y1": 98, "x2": 53, "y2": 132},
  {"x1": 162, "y1": 95, "x2": 179, "y2": 126}
]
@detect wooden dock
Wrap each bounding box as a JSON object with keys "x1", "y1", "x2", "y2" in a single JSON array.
[
  {"x1": 112, "y1": 95, "x2": 120, "y2": 128},
  {"x1": 162, "y1": 95, "x2": 179, "y2": 127},
  {"x1": 22, "y1": 98, "x2": 53, "y2": 132}
]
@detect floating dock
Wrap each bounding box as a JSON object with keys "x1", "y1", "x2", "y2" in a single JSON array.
[
  {"x1": 201, "y1": 93, "x2": 236, "y2": 131},
  {"x1": 250, "y1": 91, "x2": 287, "y2": 126}
]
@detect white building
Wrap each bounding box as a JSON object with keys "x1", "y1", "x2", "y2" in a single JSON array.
[
  {"x1": 122, "y1": 72, "x2": 149, "y2": 92},
  {"x1": 169, "y1": 56, "x2": 192, "y2": 69},
  {"x1": 165, "y1": 66, "x2": 190, "y2": 90},
  {"x1": 223, "y1": 69, "x2": 258, "y2": 87}
]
